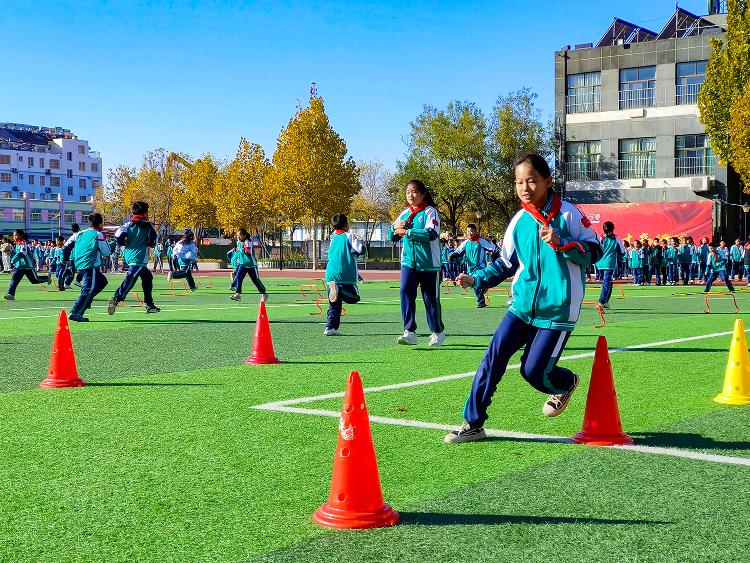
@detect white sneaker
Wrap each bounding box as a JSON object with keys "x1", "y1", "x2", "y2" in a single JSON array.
[
  {"x1": 428, "y1": 331, "x2": 446, "y2": 347},
  {"x1": 397, "y1": 330, "x2": 417, "y2": 345},
  {"x1": 327, "y1": 281, "x2": 338, "y2": 303},
  {"x1": 543, "y1": 373, "x2": 579, "y2": 417},
  {"x1": 230, "y1": 293, "x2": 241, "y2": 302},
  {"x1": 601, "y1": 302, "x2": 609, "y2": 309},
  {"x1": 166, "y1": 272, "x2": 173, "y2": 283},
  {"x1": 323, "y1": 328, "x2": 340, "y2": 336}
]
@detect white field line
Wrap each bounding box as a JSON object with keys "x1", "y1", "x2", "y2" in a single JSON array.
[
  {"x1": 251, "y1": 327, "x2": 750, "y2": 467},
  {"x1": 252, "y1": 404, "x2": 750, "y2": 467},
  {"x1": 253, "y1": 328, "x2": 750, "y2": 410}
]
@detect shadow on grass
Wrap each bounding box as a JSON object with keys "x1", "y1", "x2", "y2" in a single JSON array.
[
  {"x1": 398, "y1": 511, "x2": 671, "y2": 526},
  {"x1": 632, "y1": 432, "x2": 750, "y2": 451},
  {"x1": 281, "y1": 360, "x2": 384, "y2": 365},
  {"x1": 86, "y1": 382, "x2": 219, "y2": 387}
]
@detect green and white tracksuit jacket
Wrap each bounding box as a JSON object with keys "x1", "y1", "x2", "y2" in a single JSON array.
[
  {"x1": 388, "y1": 205, "x2": 441, "y2": 272},
  {"x1": 472, "y1": 193, "x2": 602, "y2": 332}
]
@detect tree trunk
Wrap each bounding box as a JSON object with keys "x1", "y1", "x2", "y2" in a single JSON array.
[{"x1": 312, "y1": 220, "x2": 318, "y2": 271}]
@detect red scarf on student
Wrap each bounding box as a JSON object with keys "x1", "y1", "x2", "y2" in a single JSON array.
[
  {"x1": 334, "y1": 229, "x2": 346, "y2": 235},
  {"x1": 520, "y1": 192, "x2": 561, "y2": 228},
  {"x1": 403, "y1": 203, "x2": 427, "y2": 227},
  {"x1": 469, "y1": 235, "x2": 480, "y2": 243},
  {"x1": 130, "y1": 215, "x2": 146, "y2": 222}
]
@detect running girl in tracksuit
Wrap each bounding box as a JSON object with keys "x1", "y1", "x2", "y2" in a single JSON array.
[
  {"x1": 449, "y1": 223, "x2": 499, "y2": 308},
  {"x1": 230, "y1": 229, "x2": 268, "y2": 302},
  {"x1": 168, "y1": 231, "x2": 198, "y2": 291},
  {"x1": 3, "y1": 230, "x2": 51, "y2": 300},
  {"x1": 704, "y1": 244, "x2": 735, "y2": 293},
  {"x1": 69, "y1": 213, "x2": 111, "y2": 322},
  {"x1": 323, "y1": 213, "x2": 365, "y2": 336},
  {"x1": 445, "y1": 153, "x2": 602, "y2": 443},
  {"x1": 389, "y1": 179, "x2": 445, "y2": 347},
  {"x1": 107, "y1": 201, "x2": 160, "y2": 314}
]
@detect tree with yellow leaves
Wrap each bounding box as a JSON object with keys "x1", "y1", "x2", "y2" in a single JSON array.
[
  {"x1": 214, "y1": 138, "x2": 271, "y2": 234},
  {"x1": 121, "y1": 148, "x2": 177, "y2": 232},
  {"x1": 171, "y1": 153, "x2": 221, "y2": 237},
  {"x1": 267, "y1": 94, "x2": 361, "y2": 268}
]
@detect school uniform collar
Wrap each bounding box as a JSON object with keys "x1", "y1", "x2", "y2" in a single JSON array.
[{"x1": 520, "y1": 190, "x2": 561, "y2": 228}]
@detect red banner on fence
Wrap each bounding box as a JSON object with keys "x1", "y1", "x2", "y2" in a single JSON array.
[{"x1": 576, "y1": 200, "x2": 712, "y2": 242}]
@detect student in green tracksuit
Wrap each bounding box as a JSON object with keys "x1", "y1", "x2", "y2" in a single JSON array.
[
  {"x1": 323, "y1": 213, "x2": 365, "y2": 336},
  {"x1": 595, "y1": 221, "x2": 624, "y2": 308},
  {"x1": 449, "y1": 223, "x2": 499, "y2": 308},
  {"x1": 4, "y1": 230, "x2": 50, "y2": 300},
  {"x1": 69, "y1": 213, "x2": 111, "y2": 322},
  {"x1": 389, "y1": 179, "x2": 445, "y2": 347},
  {"x1": 446, "y1": 153, "x2": 602, "y2": 443},
  {"x1": 229, "y1": 229, "x2": 268, "y2": 302},
  {"x1": 705, "y1": 244, "x2": 735, "y2": 293}
]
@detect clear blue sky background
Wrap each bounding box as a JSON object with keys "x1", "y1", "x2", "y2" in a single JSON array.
[{"x1": 1, "y1": 0, "x2": 711, "y2": 180}]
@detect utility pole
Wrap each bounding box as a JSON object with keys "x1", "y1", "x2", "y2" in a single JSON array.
[{"x1": 556, "y1": 46, "x2": 571, "y2": 198}]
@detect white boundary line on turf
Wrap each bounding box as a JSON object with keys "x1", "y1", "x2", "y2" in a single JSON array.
[{"x1": 252, "y1": 327, "x2": 750, "y2": 467}]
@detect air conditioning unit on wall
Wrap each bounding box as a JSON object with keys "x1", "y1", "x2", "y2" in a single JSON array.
[{"x1": 690, "y1": 177, "x2": 714, "y2": 193}]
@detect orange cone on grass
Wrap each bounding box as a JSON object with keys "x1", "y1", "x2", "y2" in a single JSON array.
[
  {"x1": 40, "y1": 310, "x2": 86, "y2": 388},
  {"x1": 572, "y1": 335, "x2": 632, "y2": 446},
  {"x1": 313, "y1": 371, "x2": 399, "y2": 529},
  {"x1": 245, "y1": 300, "x2": 279, "y2": 364}
]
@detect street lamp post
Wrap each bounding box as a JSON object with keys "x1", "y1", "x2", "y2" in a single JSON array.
[{"x1": 556, "y1": 45, "x2": 571, "y2": 199}]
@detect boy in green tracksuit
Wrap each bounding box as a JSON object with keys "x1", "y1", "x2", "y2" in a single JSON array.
[
  {"x1": 595, "y1": 221, "x2": 624, "y2": 307},
  {"x1": 4, "y1": 230, "x2": 50, "y2": 300},
  {"x1": 449, "y1": 223, "x2": 499, "y2": 308},
  {"x1": 69, "y1": 213, "x2": 111, "y2": 322},
  {"x1": 323, "y1": 213, "x2": 365, "y2": 336},
  {"x1": 107, "y1": 201, "x2": 160, "y2": 314},
  {"x1": 229, "y1": 229, "x2": 268, "y2": 302},
  {"x1": 446, "y1": 153, "x2": 602, "y2": 443},
  {"x1": 705, "y1": 244, "x2": 735, "y2": 293}
]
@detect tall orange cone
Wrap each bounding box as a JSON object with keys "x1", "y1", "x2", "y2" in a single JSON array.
[
  {"x1": 245, "y1": 300, "x2": 279, "y2": 364},
  {"x1": 313, "y1": 371, "x2": 399, "y2": 529},
  {"x1": 40, "y1": 310, "x2": 86, "y2": 389},
  {"x1": 572, "y1": 336, "x2": 632, "y2": 446}
]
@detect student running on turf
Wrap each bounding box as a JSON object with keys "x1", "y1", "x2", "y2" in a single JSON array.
[
  {"x1": 50, "y1": 236, "x2": 65, "y2": 289},
  {"x1": 152, "y1": 241, "x2": 164, "y2": 273},
  {"x1": 445, "y1": 153, "x2": 602, "y2": 443},
  {"x1": 167, "y1": 231, "x2": 198, "y2": 291},
  {"x1": 60, "y1": 223, "x2": 82, "y2": 289},
  {"x1": 3, "y1": 230, "x2": 51, "y2": 300},
  {"x1": 388, "y1": 179, "x2": 445, "y2": 347},
  {"x1": 449, "y1": 223, "x2": 499, "y2": 308},
  {"x1": 229, "y1": 228, "x2": 268, "y2": 302},
  {"x1": 69, "y1": 213, "x2": 111, "y2": 322},
  {"x1": 704, "y1": 243, "x2": 735, "y2": 293},
  {"x1": 323, "y1": 213, "x2": 365, "y2": 336},
  {"x1": 595, "y1": 221, "x2": 623, "y2": 308},
  {"x1": 107, "y1": 201, "x2": 160, "y2": 314}
]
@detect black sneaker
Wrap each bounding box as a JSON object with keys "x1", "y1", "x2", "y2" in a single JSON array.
[
  {"x1": 444, "y1": 422, "x2": 486, "y2": 444},
  {"x1": 145, "y1": 305, "x2": 161, "y2": 313},
  {"x1": 69, "y1": 313, "x2": 89, "y2": 322},
  {"x1": 476, "y1": 303, "x2": 487, "y2": 308}
]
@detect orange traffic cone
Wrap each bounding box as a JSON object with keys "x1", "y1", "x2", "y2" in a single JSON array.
[
  {"x1": 313, "y1": 371, "x2": 399, "y2": 529},
  {"x1": 40, "y1": 310, "x2": 86, "y2": 389},
  {"x1": 245, "y1": 300, "x2": 279, "y2": 364},
  {"x1": 572, "y1": 336, "x2": 632, "y2": 446}
]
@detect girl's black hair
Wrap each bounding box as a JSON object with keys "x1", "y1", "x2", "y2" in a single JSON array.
[
  {"x1": 513, "y1": 153, "x2": 552, "y2": 179},
  {"x1": 602, "y1": 221, "x2": 615, "y2": 234},
  {"x1": 237, "y1": 228, "x2": 249, "y2": 240},
  {"x1": 406, "y1": 179, "x2": 436, "y2": 207}
]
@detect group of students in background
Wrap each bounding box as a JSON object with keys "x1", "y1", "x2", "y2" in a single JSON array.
[{"x1": 593, "y1": 222, "x2": 747, "y2": 308}]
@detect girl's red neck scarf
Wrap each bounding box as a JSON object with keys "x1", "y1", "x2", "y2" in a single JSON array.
[
  {"x1": 131, "y1": 215, "x2": 146, "y2": 222},
  {"x1": 334, "y1": 229, "x2": 347, "y2": 235},
  {"x1": 520, "y1": 192, "x2": 561, "y2": 227},
  {"x1": 469, "y1": 235, "x2": 480, "y2": 243},
  {"x1": 404, "y1": 203, "x2": 427, "y2": 226}
]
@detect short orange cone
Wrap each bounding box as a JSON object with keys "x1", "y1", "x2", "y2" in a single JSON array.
[
  {"x1": 572, "y1": 335, "x2": 632, "y2": 446},
  {"x1": 40, "y1": 310, "x2": 86, "y2": 389},
  {"x1": 313, "y1": 371, "x2": 399, "y2": 529},
  {"x1": 245, "y1": 300, "x2": 279, "y2": 364}
]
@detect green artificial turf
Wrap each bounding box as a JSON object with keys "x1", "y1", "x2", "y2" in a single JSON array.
[{"x1": 1, "y1": 273, "x2": 749, "y2": 561}]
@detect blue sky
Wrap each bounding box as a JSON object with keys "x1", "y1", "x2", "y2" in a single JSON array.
[{"x1": 1, "y1": 0, "x2": 711, "y2": 179}]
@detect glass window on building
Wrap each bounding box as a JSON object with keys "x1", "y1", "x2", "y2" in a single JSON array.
[
  {"x1": 67, "y1": 152, "x2": 72, "y2": 161},
  {"x1": 50, "y1": 159, "x2": 60, "y2": 170},
  {"x1": 12, "y1": 209, "x2": 25, "y2": 221},
  {"x1": 50, "y1": 176, "x2": 61, "y2": 187},
  {"x1": 619, "y1": 138, "x2": 656, "y2": 179},
  {"x1": 676, "y1": 61, "x2": 707, "y2": 105},
  {"x1": 79, "y1": 179, "x2": 86, "y2": 189},
  {"x1": 40, "y1": 157, "x2": 45, "y2": 167},
  {"x1": 30, "y1": 209, "x2": 43, "y2": 222},
  {"x1": 566, "y1": 72, "x2": 601, "y2": 113},
  {"x1": 78, "y1": 161, "x2": 86, "y2": 172},
  {"x1": 68, "y1": 186, "x2": 74, "y2": 196},
  {"x1": 79, "y1": 196, "x2": 88, "y2": 202},
  {"x1": 0, "y1": 154, "x2": 10, "y2": 165},
  {"x1": 620, "y1": 66, "x2": 656, "y2": 109},
  {"x1": 78, "y1": 145, "x2": 85, "y2": 154},
  {"x1": 40, "y1": 176, "x2": 46, "y2": 186},
  {"x1": 567, "y1": 141, "x2": 602, "y2": 181},
  {"x1": 92, "y1": 163, "x2": 99, "y2": 173},
  {"x1": 1, "y1": 191, "x2": 12, "y2": 199},
  {"x1": 64, "y1": 210, "x2": 77, "y2": 223},
  {"x1": 0, "y1": 173, "x2": 11, "y2": 183},
  {"x1": 28, "y1": 157, "x2": 34, "y2": 167},
  {"x1": 676, "y1": 134, "x2": 714, "y2": 176},
  {"x1": 28, "y1": 175, "x2": 34, "y2": 185},
  {"x1": 67, "y1": 170, "x2": 73, "y2": 179}
]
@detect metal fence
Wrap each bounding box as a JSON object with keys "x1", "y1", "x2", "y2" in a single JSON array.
[
  {"x1": 619, "y1": 88, "x2": 656, "y2": 110},
  {"x1": 618, "y1": 156, "x2": 656, "y2": 180},
  {"x1": 675, "y1": 155, "x2": 716, "y2": 177}
]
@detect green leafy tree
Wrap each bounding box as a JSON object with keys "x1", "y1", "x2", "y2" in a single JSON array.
[
  {"x1": 395, "y1": 101, "x2": 486, "y2": 236},
  {"x1": 699, "y1": 0, "x2": 750, "y2": 190},
  {"x1": 484, "y1": 88, "x2": 553, "y2": 226}
]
